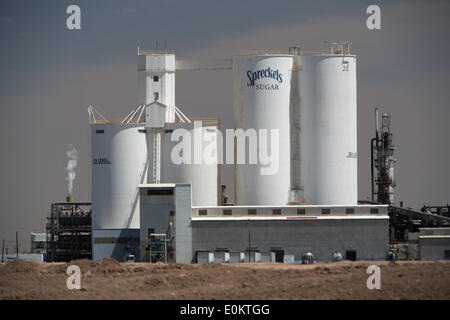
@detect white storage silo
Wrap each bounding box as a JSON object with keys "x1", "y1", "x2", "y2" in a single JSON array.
[
  {"x1": 150, "y1": 121, "x2": 221, "y2": 206},
  {"x1": 233, "y1": 54, "x2": 293, "y2": 205},
  {"x1": 295, "y1": 54, "x2": 358, "y2": 205},
  {"x1": 91, "y1": 124, "x2": 148, "y2": 229}
]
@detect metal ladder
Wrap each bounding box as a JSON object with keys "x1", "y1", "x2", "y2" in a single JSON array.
[{"x1": 152, "y1": 131, "x2": 161, "y2": 183}]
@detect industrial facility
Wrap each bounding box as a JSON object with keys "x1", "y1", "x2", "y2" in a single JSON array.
[
  {"x1": 37, "y1": 43, "x2": 448, "y2": 264},
  {"x1": 84, "y1": 43, "x2": 392, "y2": 263},
  {"x1": 46, "y1": 199, "x2": 92, "y2": 262}
]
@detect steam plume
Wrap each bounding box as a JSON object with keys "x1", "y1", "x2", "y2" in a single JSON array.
[{"x1": 65, "y1": 144, "x2": 78, "y2": 196}]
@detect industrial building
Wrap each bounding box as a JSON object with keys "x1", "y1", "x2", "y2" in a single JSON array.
[
  {"x1": 89, "y1": 43, "x2": 392, "y2": 263},
  {"x1": 418, "y1": 228, "x2": 450, "y2": 260},
  {"x1": 30, "y1": 232, "x2": 47, "y2": 254},
  {"x1": 46, "y1": 200, "x2": 92, "y2": 262}
]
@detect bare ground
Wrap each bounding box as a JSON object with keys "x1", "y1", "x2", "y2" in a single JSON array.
[{"x1": 0, "y1": 259, "x2": 449, "y2": 300}]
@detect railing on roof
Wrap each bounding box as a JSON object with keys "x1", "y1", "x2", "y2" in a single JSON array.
[
  {"x1": 240, "y1": 50, "x2": 292, "y2": 56},
  {"x1": 240, "y1": 49, "x2": 352, "y2": 56},
  {"x1": 90, "y1": 119, "x2": 146, "y2": 125},
  {"x1": 90, "y1": 119, "x2": 110, "y2": 125},
  {"x1": 240, "y1": 42, "x2": 352, "y2": 56},
  {"x1": 88, "y1": 104, "x2": 195, "y2": 125},
  {"x1": 138, "y1": 49, "x2": 175, "y2": 55}
]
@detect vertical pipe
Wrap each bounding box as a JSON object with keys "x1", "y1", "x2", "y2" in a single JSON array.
[
  {"x1": 248, "y1": 231, "x2": 251, "y2": 263},
  {"x1": 289, "y1": 54, "x2": 304, "y2": 204},
  {"x1": 50, "y1": 203, "x2": 55, "y2": 262},
  {"x1": 372, "y1": 108, "x2": 380, "y2": 202},
  {"x1": 16, "y1": 231, "x2": 18, "y2": 259},
  {"x1": 375, "y1": 108, "x2": 379, "y2": 140},
  {"x1": 370, "y1": 138, "x2": 376, "y2": 202},
  {"x1": 164, "y1": 236, "x2": 167, "y2": 264}
]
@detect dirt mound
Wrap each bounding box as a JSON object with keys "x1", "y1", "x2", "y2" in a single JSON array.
[
  {"x1": 94, "y1": 258, "x2": 126, "y2": 274},
  {"x1": 66, "y1": 259, "x2": 97, "y2": 270},
  {"x1": 0, "y1": 260, "x2": 449, "y2": 299},
  {"x1": 99, "y1": 258, "x2": 120, "y2": 267},
  {"x1": 1, "y1": 259, "x2": 40, "y2": 274},
  {"x1": 65, "y1": 258, "x2": 123, "y2": 274}
]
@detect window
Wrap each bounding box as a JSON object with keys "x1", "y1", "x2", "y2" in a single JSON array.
[
  {"x1": 138, "y1": 129, "x2": 146, "y2": 133},
  {"x1": 342, "y1": 61, "x2": 349, "y2": 71},
  {"x1": 153, "y1": 92, "x2": 159, "y2": 101},
  {"x1": 346, "y1": 250, "x2": 357, "y2": 261},
  {"x1": 271, "y1": 249, "x2": 284, "y2": 263},
  {"x1": 297, "y1": 209, "x2": 306, "y2": 215},
  {"x1": 147, "y1": 189, "x2": 173, "y2": 196},
  {"x1": 272, "y1": 209, "x2": 281, "y2": 215},
  {"x1": 445, "y1": 250, "x2": 450, "y2": 260},
  {"x1": 153, "y1": 76, "x2": 159, "y2": 82},
  {"x1": 370, "y1": 208, "x2": 379, "y2": 214},
  {"x1": 95, "y1": 130, "x2": 104, "y2": 134},
  {"x1": 346, "y1": 208, "x2": 355, "y2": 214},
  {"x1": 223, "y1": 209, "x2": 232, "y2": 216},
  {"x1": 248, "y1": 209, "x2": 257, "y2": 215},
  {"x1": 321, "y1": 208, "x2": 331, "y2": 214},
  {"x1": 199, "y1": 210, "x2": 207, "y2": 216}
]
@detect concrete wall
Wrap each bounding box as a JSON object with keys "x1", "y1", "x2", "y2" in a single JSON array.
[
  {"x1": 192, "y1": 205, "x2": 388, "y2": 217},
  {"x1": 418, "y1": 228, "x2": 450, "y2": 260},
  {"x1": 138, "y1": 183, "x2": 193, "y2": 263},
  {"x1": 419, "y1": 237, "x2": 450, "y2": 260},
  {"x1": 419, "y1": 228, "x2": 450, "y2": 236},
  {"x1": 174, "y1": 184, "x2": 193, "y2": 263},
  {"x1": 137, "y1": 184, "x2": 389, "y2": 264},
  {"x1": 139, "y1": 188, "x2": 175, "y2": 262},
  {"x1": 191, "y1": 218, "x2": 389, "y2": 262},
  {"x1": 92, "y1": 229, "x2": 140, "y2": 262},
  {"x1": 1, "y1": 254, "x2": 44, "y2": 263}
]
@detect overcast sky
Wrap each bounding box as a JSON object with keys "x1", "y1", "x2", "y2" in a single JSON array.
[{"x1": 0, "y1": 0, "x2": 449, "y2": 251}]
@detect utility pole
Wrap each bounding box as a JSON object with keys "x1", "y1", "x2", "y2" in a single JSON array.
[
  {"x1": 16, "y1": 231, "x2": 19, "y2": 259},
  {"x1": 248, "y1": 231, "x2": 251, "y2": 263},
  {"x1": 1, "y1": 240, "x2": 4, "y2": 262}
]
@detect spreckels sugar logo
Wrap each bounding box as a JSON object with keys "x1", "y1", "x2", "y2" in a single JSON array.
[{"x1": 247, "y1": 67, "x2": 283, "y2": 90}]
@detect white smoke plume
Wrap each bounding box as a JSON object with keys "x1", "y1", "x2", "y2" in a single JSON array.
[{"x1": 65, "y1": 144, "x2": 78, "y2": 196}]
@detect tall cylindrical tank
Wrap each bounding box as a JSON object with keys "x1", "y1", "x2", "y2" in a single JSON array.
[
  {"x1": 296, "y1": 54, "x2": 357, "y2": 205},
  {"x1": 145, "y1": 121, "x2": 221, "y2": 206},
  {"x1": 233, "y1": 54, "x2": 293, "y2": 205},
  {"x1": 91, "y1": 124, "x2": 148, "y2": 229}
]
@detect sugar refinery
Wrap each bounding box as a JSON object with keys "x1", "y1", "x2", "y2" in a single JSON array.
[{"x1": 40, "y1": 43, "x2": 449, "y2": 264}]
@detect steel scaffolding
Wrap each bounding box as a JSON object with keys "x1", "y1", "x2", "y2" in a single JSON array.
[
  {"x1": 46, "y1": 202, "x2": 92, "y2": 262},
  {"x1": 371, "y1": 108, "x2": 396, "y2": 204}
]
